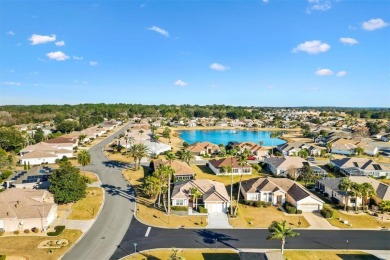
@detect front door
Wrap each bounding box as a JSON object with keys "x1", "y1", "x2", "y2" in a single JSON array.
[{"x1": 277, "y1": 195, "x2": 283, "y2": 205}]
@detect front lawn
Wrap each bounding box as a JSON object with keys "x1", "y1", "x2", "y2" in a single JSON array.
[
  {"x1": 67, "y1": 187, "x2": 104, "y2": 220},
  {"x1": 79, "y1": 171, "x2": 98, "y2": 183},
  {"x1": 327, "y1": 209, "x2": 390, "y2": 229},
  {"x1": 0, "y1": 229, "x2": 82, "y2": 260},
  {"x1": 229, "y1": 203, "x2": 310, "y2": 228},
  {"x1": 284, "y1": 250, "x2": 378, "y2": 260},
  {"x1": 124, "y1": 249, "x2": 239, "y2": 260}
]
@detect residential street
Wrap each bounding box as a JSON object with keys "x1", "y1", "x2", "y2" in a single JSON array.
[{"x1": 63, "y1": 122, "x2": 390, "y2": 260}]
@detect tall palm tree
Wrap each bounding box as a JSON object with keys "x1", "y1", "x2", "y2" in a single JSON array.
[
  {"x1": 267, "y1": 220, "x2": 300, "y2": 255},
  {"x1": 135, "y1": 143, "x2": 149, "y2": 170},
  {"x1": 77, "y1": 150, "x2": 91, "y2": 167},
  {"x1": 153, "y1": 164, "x2": 171, "y2": 207},
  {"x1": 166, "y1": 152, "x2": 177, "y2": 164},
  {"x1": 129, "y1": 145, "x2": 139, "y2": 170},
  {"x1": 178, "y1": 150, "x2": 194, "y2": 165},
  {"x1": 339, "y1": 178, "x2": 353, "y2": 211},
  {"x1": 351, "y1": 182, "x2": 363, "y2": 212},
  {"x1": 270, "y1": 131, "x2": 281, "y2": 156},
  {"x1": 189, "y1": 187, "x2": 202, "y2": 210},
  {"x1": 361, "y1": 182, "x2": 376, "y2": 210},
  {"x1": 326, "y1": 142, "x2": 332, "y2": 153},
  {"x1": 234, "y1": 153, "x2": 248, "y2": 216}
]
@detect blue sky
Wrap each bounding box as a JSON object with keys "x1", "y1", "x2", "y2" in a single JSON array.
[{"x1": 1, "y1": 0, "x2": 389, "y2": 107}]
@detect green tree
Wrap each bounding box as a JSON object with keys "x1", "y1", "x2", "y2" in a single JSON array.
[
  {"x1": 379, "y1": 200, "x2": 390, "y2": 212},
  {"x1": 165, "y1": 152, "x2": 177, "y2": 164},
  {"x1": 350, "y1": 182, "x2": 363, "y2": 212},
  {"x1": 299, "y1": 165, "x2": 314, "y2": 187},
  {"x1": 77, "y1": 150, "x2": 91, "y2": 167},
  {"x1": 169, "y1": 248, "x2": 184, "y2": 260},
  {"x1": 33, "y1": 128, "x2": 45, "y2": 143},
  {"x1": 354, "y1": 146, "x2": 365, "y2": 156},
  {"x1": 326, "y1": 143, "x2": 332, "y2": 153},
  {"x1": 339, "y1": 178, "x2": 353, "y2": 211},
  {"x1": 298, "y1": 149, "x2": 309, "y2": 159},
  {"x1": 360, "y1": 182, "x2": 376, "y2": 210},
  {"x1": 0, "y1": 127, "x2": 25, "y2": 152},
  {"x1": 189, "y1": 187, "x2": 202, "y2": 210},
  {"x1": 270, "y1": 132, "x2": 282, "y2": 156},
  {"x1": 142, "y1": 175, "x2": 160, "y2": 199},
  {"x1": 0, "y1": 148, "x2": 12, "y2": 172},
  {"x1": 178, "y1": 150, "x2": 194, "y2": 165},
  {"x1": 267, "y1": 220, "x2": 300, "y2": 255},
  {"x1": 235, "y1": 153, "x2": 248, "y2": 216},
  {"x1": 162, "y1": 127, "x2": 171, "y2": 141},
  {"x1": 48, "y1": 161, "x2": 87, "y2": 204},
  {"x1": 134, "y1": 143, "x2": 149, "y2": 170}
]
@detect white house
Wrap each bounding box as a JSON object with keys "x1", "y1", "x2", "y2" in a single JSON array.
[
  {"x1": 330, "y1": 158, "x2": 390, "y2": 178},
  {"x1": 241, "y1": 177, "x2": 324, "y2": 212},
  {"x1": 208, "y1": 157, "x2": 252, "y2": 176},
  {"x1": 264, "y1": 157, "x2": 326, "y2": 177},
  {"x1": 171, "y1": 179, "x2": 230, "y2": 213}
]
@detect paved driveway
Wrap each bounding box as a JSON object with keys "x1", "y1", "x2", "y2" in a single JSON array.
[
  {"x1": 303, "y1": 212, "x2": 338, "y2": 229},
  {"x1": 207, "y1": 212, "x2": 232, "y2": 228}
]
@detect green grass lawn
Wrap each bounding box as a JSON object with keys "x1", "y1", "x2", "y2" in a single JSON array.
[
  {"x1": 284, "y1": 250, "x2": 378, "y2": 260},
  {"x1": 124, "y1": 249, "x2": 239, "y2": 260}
]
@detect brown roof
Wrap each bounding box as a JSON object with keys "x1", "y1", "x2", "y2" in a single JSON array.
[
  {"x1": 238, "y1": 142, "x2": 268, "y2": 152},
  {"x1": 209, "y1": 157, "x2": 251, "y2": 169},
  {"x1": 186, "y1": 142, "x2": 220, "y2": 153},
  {"x1": 154, "y1": 160, "x2": 194, "y2": 176},
  {"x1": 0, "y1": 189, "x2": 55, "y2": 219}
]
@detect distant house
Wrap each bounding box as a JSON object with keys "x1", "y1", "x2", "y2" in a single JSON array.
[
  {"x1": 264, "y1": 157, "x2": 326, "y2": 177},
  {"x1": 153, "y1": 159, "x2": 194, "y2": 181},
  {"x1": 316, "y1": 176, "x2": 390, "y2": 207},
  {"x1": 19, "y1": 142, "x2": 74, "y2": 165},
  {"x1": 208, "y1": 157, "x2": 252, "y2": 176},
  {"x1": 381, "y1": 134, "x2": 390, "y2": 142},
  {"x1": 241, "y1": 177, "x2": 324, "y2": 212},
  {"x1": 171, "y1": 179, "x2": 230, "y2": 213},
  {"x1": 276, "y1": 142, "x2": 322, "y2": 157},
  {"x1": 330, "y1": 158, "x2": 390, "y2": 178},
  {"x1": 330, "y1": 138, "x2": 378, "y2": 156},
  {"x1": 5, "y1": 166, "x2": 54, "y2": 189},
  {"x1": 0, "y1": 189, "x2": 57, "y2": 232},
  {"x1": 186, "y1": 142, "x2": 221, "y2": 156},
  {"x1": 44, "y1": 136, "x2": 79, "y2": 148},
  {"x1": 237, "y1": 142, "x2": 269, "y2": 159}
]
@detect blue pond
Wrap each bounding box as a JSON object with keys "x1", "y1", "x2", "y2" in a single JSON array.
[{"x1": 179, "y1": 130, "x2": 286, "y2": 146}]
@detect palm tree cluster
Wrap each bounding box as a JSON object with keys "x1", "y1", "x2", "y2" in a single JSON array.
[
  {"x1": 128, "y1": 143, "x2": 150, "y2": 170},
  {"x1": 338, "y1": 178, "x2": 376, "y2": 212}
]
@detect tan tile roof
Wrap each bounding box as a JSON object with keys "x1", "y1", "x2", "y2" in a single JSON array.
[
  {"x1": 238, "y1": 142, "x2": 267, "y2": 152},
  {"x1": 171, "y1": 179, "x2": 230, "y2": 202},
  {"x1": 0, "y1": 189, "x2": 55, "y2": 219},
  {"x1": 332, "y1": 158, "x2": 389, "y2": 171},
  {"x1": 21, "y1": 150, "x2": 58, "y2": 159},
  {"x1": 44, "y1": 136, "x2": 77, "y2": 144},
  {"x1": 209, "y1": 157, "x2": 251, "y2": 169},
  {"x1": 154, "y1": 160, "x2": 194, "y2": 176},
  {"x1": 186, "y1": 142, "x2": 220, "y2": 153}
]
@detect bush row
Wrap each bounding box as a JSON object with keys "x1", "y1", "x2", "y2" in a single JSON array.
[
  {"x1": 243, "y1": 200, "x2": 271, "y2": 208},
  {"x1": 171, "y1": 206, "x2": 188, "y2": 211},
  {"x1": 198, "y1": 206, "x2": 208, "y2": 213},
  {"x1": 321, "y1": 208, "x2": 333, "y2": 219}
]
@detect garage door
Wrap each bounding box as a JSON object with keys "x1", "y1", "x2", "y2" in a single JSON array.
[
  {"x1": 299, "y1": 204, "x2": 321, "y2": 212},
  {"x1": 206, "y1": 203, "x2": 226, "y2": 213}
]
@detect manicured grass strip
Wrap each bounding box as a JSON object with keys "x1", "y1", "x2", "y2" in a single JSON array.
[
  {"x1": 284, "y1": 250, "x2": 378, "y2": 260},
  {"x1": 67, "y1": 187, "x2": 103, "y2": 220},
  {"x1": 124, "y1": 249, "x2": 239, "y2": 260}
]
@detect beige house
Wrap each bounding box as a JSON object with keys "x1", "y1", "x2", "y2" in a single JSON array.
[
  {"x1": 237, "y1": 142, "x2": 269, "y2": 159},
  {"x1": 264, "y1": 157, "x2": 326, "y2": 176},
  {"x1": 0, "y1": 189, "x2": 57, "y2": 232},
  {"x1": 208, "y1": 157, "x2": 252, "y2": 176},
  {"x1": 171, "y1": 179, "x2": 230, "y2": 213},
  {"x1": 241, "y1": 177, "x2": 324, "y2": 212},
  {"x1": 153, "y1": 159, "x2": 195, "y2": 181},
  {"x1": 186, "y1": 142, "x2": 221, "y2": 156}
]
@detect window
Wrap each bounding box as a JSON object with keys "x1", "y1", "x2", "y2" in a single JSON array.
[
  {"x1": 268, "y1": 193, "x2": 272, "y2": 202},
  {"x1": 176, "y1": 200, "x2": 184, "y2": 206}
]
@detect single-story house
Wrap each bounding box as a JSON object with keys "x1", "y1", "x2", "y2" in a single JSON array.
[
  {"x1": 153, "y1": 159, "x2": 194, "y2": 181},
  {"x1": 5, "y1": 166, "x2": 54, "y2": 189},
  {"x1": 0, "y1": 189, "x2": 57, "y2": 232},
  {"x1": 241, "y1": 177, "x2": 324, "y2": 212},
  {"x1": 330, "y1": 158, "x2": 390, "y2": 178},
  {"x1": 276, "y1": 142, "x2": 322, "y2": 156},
  {"x1": 237, "y1": 142, "x2": 269, "y2": 158},
  {"x1": 264, "y1": 157, "x2": 327, "y2": 177},
  {"x1": 330, "y1": 138, "x2": 378, "y2": 156},
  {"x1": 208, "y1": 157, "x2": 252, "y2": 176},
  {"x1": 19, "y1": 142, "x2": 74, "y2": 165},
  {"x1": 171, "y1": 179, "x2": 230, "y2": 213},
  {"x1": 186, "y1": 142, "x2": 221, "y2": 156},
  {"x1": 316, "y1": 176, "x2": 390, "y2": 207}
]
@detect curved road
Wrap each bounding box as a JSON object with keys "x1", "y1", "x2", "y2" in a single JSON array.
[
  {"x1": 63, "y1": 123, "x2": 136, "y2": 260},
  {"x1": 64, "y1": 123, "x2": 390, "y2": 260}
]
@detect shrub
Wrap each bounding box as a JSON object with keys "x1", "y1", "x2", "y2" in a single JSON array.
[
  {"x1": 47, "y1": 226, "x2": 65, "y2": 236},
  {"x1": 24, "y1": 229, "x2": 30, "y2": 234},
  {"x1": 252, "y1": 164, "x2": 262, "y2": 172},
  {"x1": 171, "y1": 206, "x2": 188, "y2": 211},
  {"x1": 255, "y1": 201, "x2": 263, "y2": 208},
  {"x1": 0, "y1": 255, "x2": 6, "y2": 260},
  {"x1": 198, "y1": 206, "x2": 208, "y2": 213},
  {"x1": 330, "y1": 197, "x2": 339, "y2": 205},
  {"x1": 31, "y1": 227, "x2": 40, "y2": 233},
  {"x1": 321, "y1": 208, "x2": 333, "y2": 219},
  {"x1": 0, "y1": 228, "x2": 5, "y2": 236},
  {"x1": 263, "y1": 202, "x2": 271, "y2": 208},
  {"x1": 14, "y1": 230, "x2": 19, "y2": 235},
  {"x1": 296, "y1": 209, "x2": 303, "y2": 214},
  {"x1": 286, "y1": 205, "x2": 297, "y2": 214}
]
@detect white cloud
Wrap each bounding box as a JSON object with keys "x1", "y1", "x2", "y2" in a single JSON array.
[
  {"x1": 340, "y1": 37, "x2": 358, "y2": 45},
  {"x1": 210, "y1": 63, "x2": 230, "y2": 71},
  {"x1": 337, "y1": 71, "x2": 347, "y2": 77},
  {"x1": 89, "y1": 61, "x2": 98, "y2": 66},
  {"x1": 262, "y1": 0, "x2": 269, "y2": 3},
  {"x1": 29, "y1": 34, "x2": 56, "y2": 45},
  {"x1": 55, "y1": 41, "x2": 65, "y2": 46},
  {"x1": 7, "y1": 31, "x2": 15, "y2": 36},
  {"x1": 2, "y1": 81, "x2": 21, "y2": 86},
  {"x1": 174, "y1": 80, "x2": 188, "y2": 87},
  {"x1": 147, "y1": 26, "x2": 169, "y2": 37},
  {"x1": 362, "y1": 18, "x2": 389, "y2": 31},
  {"x1": 46, "y1": 51, "x2": 69, "y2": 61},
  {"x1": 73, "y1": 56, "x2": 84, "y2": 61},
  {"x1": 306, "y1": 0, "x2": 331, "y2": 13},
  {"x1": 315, "y1": 68, "x2": 333, "y2": 76},
  {"x1": 292, "y1": 40, "x2": 330, "y2": 54}
]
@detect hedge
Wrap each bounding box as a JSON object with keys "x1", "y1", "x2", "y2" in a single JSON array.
[
  {"x1": 171, "y1": 206, "x2": 188, "y2": 211},
  {"x1": 320, "y1": 208, "x2": 333, "y2": 219},
  {"x1": 47, "y1": 226, "x2": 65, "y2": 236},
  {"x1": 0, "y1": 255, "x2": 6, "y2": 260},
  {"x1": 297, "y1": 209, "x2": 302, "y2": 214},
  {"x1": 285, "y1": 204, "x2": 297, "y2": 214},
  {"x1": 198, "y1": 206, "x2": 208, "y2": 213}
]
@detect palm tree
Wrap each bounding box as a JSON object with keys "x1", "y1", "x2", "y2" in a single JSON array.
[
  {"x1": 189, "y1": 187, "x2": 202, "y2": 210},
  {"x1": 298, "y1": 149, "x2": 309, "y2": 159},
  {"x1": 361, "y1": 182, "x2": 376, "y2": 210},
  {"x1": 267, "y1": 220, "x2": 300, "y2": 255},
  {"x1": 142, "y1": 175, "x2": 160, "y2": 199},
  {"x1": 234, "y1": 153, "x2": 248, "y2": 216},
  {"x1": 166, "y1": 152, "x2": 177, "y2": 164},
  {"x1": 339, "y1": 178, "x2": 353, "y2": 211},
  {"x1": 326, "y1": 142, "x2": 332, "y2": 153},
  {"x1": 258, "y1": 140, "x2": 264, "y2": 146},
  {"x1": 354, "y1": 146, "x2": 365, "y2": 156},
  {"x1": 77, "y1": 150, "x2": 91, "y2": 167},
  {"x1": 351, "y1": 182, "x2": 363, "y2": 212},
  {"x1": 270, "y1": 131, "x2": 281, "y2": 156},
  {"x1": 179, "y1": 150, "x2": 195, "y2": 165},
  {"x1": 135, "y1": 143, "x2": 149, "y2": 170},
  {"x1": 153, "y1": 164, "x2": 173, "y2": 208},
  {"x1": 139, "y1": 129, "x2": 144, "y2": 136},
  {"x1": 129, "y1": 145, "x2": 139, "y2": 170}
]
